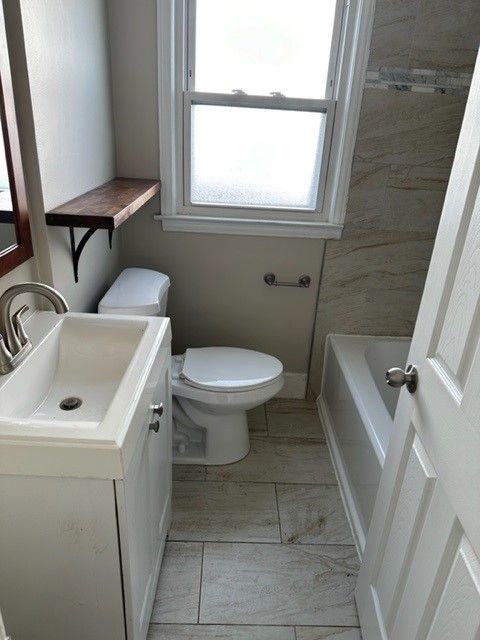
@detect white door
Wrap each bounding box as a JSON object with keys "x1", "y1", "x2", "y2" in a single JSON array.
[{"x1": 356, "y1": 53, "x2": 480, "y2": 639}]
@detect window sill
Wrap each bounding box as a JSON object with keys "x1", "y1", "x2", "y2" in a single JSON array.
[{"x1": 155, "y1": 215, "x2": 343, "y2": 239}]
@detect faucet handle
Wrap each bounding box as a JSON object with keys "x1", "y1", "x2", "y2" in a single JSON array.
[
  {"x1": 12, "y1": 305, "x2": 30, "y2": 347},
  {"x1": 0, "y1": 334, "x2": 12, "y2": 370}
]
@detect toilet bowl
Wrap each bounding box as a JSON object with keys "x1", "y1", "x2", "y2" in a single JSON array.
[{"x1": 98, "y1": 268, "x2": 284, "y2": 465}]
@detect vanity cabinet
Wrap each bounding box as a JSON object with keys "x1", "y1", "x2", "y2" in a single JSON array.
[
  {"x1": 0, "y1": 332, "x2": 172, "y2": 640},
  {"x1": 116, "y1": 354, "x2": 172, "y2": 640}
]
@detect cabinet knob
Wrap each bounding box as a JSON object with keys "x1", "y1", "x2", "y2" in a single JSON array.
[
  {"x1": 149, "y1": 420, "x2": 160, "y2": 433},
  {"x1": 151, "y1": 403, "x2": 164, "y2": 417}
]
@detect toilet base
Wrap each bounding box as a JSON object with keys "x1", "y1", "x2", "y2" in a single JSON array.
[{"x1": 172, "y1": 397, "x2": 250, "y2": 465}]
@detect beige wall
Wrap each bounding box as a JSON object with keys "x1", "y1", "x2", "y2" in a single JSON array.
[
  {"x1": 17, "y1": 0, "x2": 120, "y2": 312},
  {"x1": 0, "y1": 259, "x2": 37, "y2": 314},
  {"x1": 108, "y1": 0, "x2": 325, "y2": 373},
  {"x1": 121, "y1": 207, "x2": 324, "y2": 371},
  {"x1": 308, "y1": 0, "x2": 480, "y2": 395}
]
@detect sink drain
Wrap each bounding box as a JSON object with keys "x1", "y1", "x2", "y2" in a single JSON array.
[{"x1": 59, "y1": 397, "x2": 82, "y2": 411}]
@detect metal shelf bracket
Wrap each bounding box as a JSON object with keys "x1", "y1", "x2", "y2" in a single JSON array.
[{"x1": 69, "y1": 227, "x2": 113, "y2": 283}]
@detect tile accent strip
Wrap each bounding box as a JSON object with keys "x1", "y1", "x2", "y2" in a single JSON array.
[{"x1": 365, "y1": 67, "x2": 472, "y2": 97}]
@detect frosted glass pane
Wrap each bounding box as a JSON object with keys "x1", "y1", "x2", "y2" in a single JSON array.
[
  {"x1": 195, "y1": 0, "x2": 338, "y2": 99},
  {"x1": 190, "y1": 105, "x2": 326, "y2": 209}
]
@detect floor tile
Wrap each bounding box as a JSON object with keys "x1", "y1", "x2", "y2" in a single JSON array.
[
  {"x1": 248, "y1": 405, "x2": 268, "y2": 436},
  {"x1": 296, "y1": 628, "x2": 362, "y2": 640},
  {"x1": 169, "y1": 481, "x2": 280, "y2": 543},
  {"x1": 266, "y1": 400, "x2": 325, "y2": 440},
  {"x1": 151, "y1": 542, "x2": 203, "y2": 624},
  {"x1": 266, "y1": 399, "x2": 317, "y2": 411},
  {"x1": 148, "y1": 624, "x2": 295, "y2": 639},
  {"x1": 173, "y1": 465, "x2": 206, "y2": 481},
  {"x1": 247, "y1": 404, "x2": 267, "y2": 425},
  {"x1": 206, "y1": 437, "x2": 336, "y2": 485},
  {"x1": 200, "y1": 543, "x2": 359, "y2": 626},
  {"x1": 277, "y1": 484, "x2": 354, "y2": 545}
]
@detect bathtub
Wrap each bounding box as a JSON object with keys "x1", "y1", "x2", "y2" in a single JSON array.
[{"x1": 318, "y1": 334, "x2": 411, "y2": 557}]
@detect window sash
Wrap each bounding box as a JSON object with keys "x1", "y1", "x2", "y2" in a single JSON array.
[
  {"x1": 182, "y1": 91, "x2": 336, "y2": 218},
  {"x1": 185, "y1": 0, "x2": 346, "y2": 101}
]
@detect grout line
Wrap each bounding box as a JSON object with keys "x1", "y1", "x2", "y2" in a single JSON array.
[
  {"x1": 294, "y1": 626, "x2": 298, "y2": 640},
  {"x1": 197, "y1": 542, "x2": 205, "y2": 624},
  {"x1": 274, "y1": 483, "x2": 284, "y2": 544},
  {"x1": 248, "y1": 435, "x2": 327, "y2": 443},
  {"x1": 148, "y1": 622, "x2": 361, "y2": 629},
  {"x1": 201, "y1": 479, "x2": 340, "y2": 487},
  {"x1": 166, "y1": 538, "x2": 357, "y2": 549},
  {"x1": 306, "y1": 240, "x2": 327, "y2": 393},
  {"x1": 172, "y1": 479, "x2": 340, "y2": 488},
  {"x1": 246, "y1": 433, "x2": 327, "y2": 442}
]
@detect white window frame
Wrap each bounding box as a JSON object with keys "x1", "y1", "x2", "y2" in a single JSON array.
[{"x1": 156, "y1": 0, "x2": 376, "y2": 239}]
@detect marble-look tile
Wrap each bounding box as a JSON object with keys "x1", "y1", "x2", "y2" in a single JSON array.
[
  {"x1": 277, "y1": 484, "x2": 354, "y2": 545},
  {"x1": 368, "y1": 0, "x2": 419, "y2": 67},
  {"x1": 306, "y1": 386, "x2": 317, "y2": 401},
  {"x1": 169, "y1": 481, "x2": 280, "y2": 543},
  {"x1": 173, "y1": 464, "x2": 206, "y2": 481},
  {"x1": 206, "y1": 437, "x2": 336, "y2": 485},
  {"x1": 410, "y1": 0, "x2": 480, "y2": 72},
  {"x1": 319, "y1": 231, "x2": 434, "y2": 294},
  {"x1": 148, "y1": 624, "x2": 295, "y2": 639},
  {"x1": 345, "y1": 161, "x2": 389, "y2": 231},
  {"x1": 354, "y1": 89, "x2": 466, "y2": 168},
  {"x1": 296, "y1": 628, "x2": 362, "y2": 640},
  {"x1": 247, "y1": 404, "x2": 268, "y2": 436},
  {"x1": 385, "y1": 165, "x2": 450, "y2": 233},
  {"x1": 247, "y1": 404, "x2": 267, "y2": 425},
  {"x1": 151, "y1": 542, "x2": 203, "y2": 623},
  {"x1": 200, "y1": 543, "x2": 359, "y2": 626},
  {"x1": 346, "y1": 162, "x2": 449, "y2": 234},
  {"x1": 266, "y1": 401, "x2": 325, "y2": 440},
  {"x1": 266, "y1": 398, "x2": 316, "y2": 411}
]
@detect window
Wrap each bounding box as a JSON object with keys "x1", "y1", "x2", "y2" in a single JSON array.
[{"x1": 158, "y1": 0, "x2": 375, "y2": 237}]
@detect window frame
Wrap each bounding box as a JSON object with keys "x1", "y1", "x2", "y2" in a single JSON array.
[{"x1": 157, "y1": 0, "x2": 376, "y2": 238}]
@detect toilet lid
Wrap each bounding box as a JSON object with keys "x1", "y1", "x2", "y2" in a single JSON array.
[{"x1": 181, "y1": 347, "x2": 283, "y2": 391}]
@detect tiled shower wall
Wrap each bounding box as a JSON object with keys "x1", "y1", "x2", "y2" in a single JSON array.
[{"x1": 308, "y1": 0, "x2": 480, "y2": 395}]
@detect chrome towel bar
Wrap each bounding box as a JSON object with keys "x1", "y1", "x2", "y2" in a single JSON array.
[{"x1": 263, "y1": 272, "x2": 311, "y2": 288}]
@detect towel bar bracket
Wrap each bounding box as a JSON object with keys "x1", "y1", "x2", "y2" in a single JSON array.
[{"x1": 263, "y1": 272, "x2": 311, "y2": 288}]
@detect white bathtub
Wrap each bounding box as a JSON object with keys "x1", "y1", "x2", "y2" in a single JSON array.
[{"x1": 318, "y1": 334, "x2": 411, "y2": 557}]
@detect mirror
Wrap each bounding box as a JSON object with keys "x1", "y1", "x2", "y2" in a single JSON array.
[
  {"x1": 0, "y1": 0, "x2": 33, "y2": 276},
  {"x1": 0, "y1": 123, "x2": 17, "y2": 253}
]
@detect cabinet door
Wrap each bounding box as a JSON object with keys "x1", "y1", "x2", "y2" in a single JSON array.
[
  {"x1": 147, "y1": 354, "x2": 172, "y2": 565},
  {"x1": 116, "y1": 348, "x2": 172, "y2": 640}
]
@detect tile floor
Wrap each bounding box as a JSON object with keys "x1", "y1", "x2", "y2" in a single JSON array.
[{"x1": 149, "y1": 399, "x2": 362, "y2": 639}]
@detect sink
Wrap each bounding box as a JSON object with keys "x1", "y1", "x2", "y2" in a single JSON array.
[
  {"x1": 0, "y1": 310, "x2": 171, "y2": 478},
  {"x1": 0, "y1": 314, "x2": 145, "y2": 427}
]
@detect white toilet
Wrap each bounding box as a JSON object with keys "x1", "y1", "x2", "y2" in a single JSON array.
[{"x1": 98, "y1": 268, "x2": 284, "y2": 465}]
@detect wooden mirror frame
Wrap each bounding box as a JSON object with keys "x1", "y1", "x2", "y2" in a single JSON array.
[{"x1": 0, "y1": 0, "x2": 33, "y2": 277}]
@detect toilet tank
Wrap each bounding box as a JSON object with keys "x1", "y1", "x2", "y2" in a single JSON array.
[{"x1": 98, "y1": 268, "x2": 170, "y2": 316}]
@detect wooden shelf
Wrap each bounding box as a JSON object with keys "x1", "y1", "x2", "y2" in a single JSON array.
[
  {"x1": 45, "y1": 177, "x2": 160, "y2": 231},
  {"x1": 45, "y1": 177, "x2": 160, "y2": 283}
]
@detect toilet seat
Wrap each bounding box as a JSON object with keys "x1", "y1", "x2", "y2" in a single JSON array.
[{"x1": 180, "y1": 347, "x2": 283, "y2": 392}]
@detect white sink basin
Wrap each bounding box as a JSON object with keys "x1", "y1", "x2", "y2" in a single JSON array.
[
  {"x1": 0, "y1": 314, "x2": 144, "y2": 427},
  {"x1": 0, "y1": 311, "x2": 171, "y2": 478}
]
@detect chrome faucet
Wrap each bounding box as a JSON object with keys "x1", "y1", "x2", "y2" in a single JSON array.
[{"x1": 0, "y1": 282, "x2": 69, "y2": 374}]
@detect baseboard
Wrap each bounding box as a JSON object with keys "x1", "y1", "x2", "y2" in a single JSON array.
[
  {"x1": 276, "y1": 372, "x2": 307, "y2": 399},
  {"x1": 317, "y1": 394, "x2": 366, "y2": 559}
]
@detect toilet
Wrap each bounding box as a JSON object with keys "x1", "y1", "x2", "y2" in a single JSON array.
[{"x1": 98, "y1": 268, "x2": 284, "y2": 465}]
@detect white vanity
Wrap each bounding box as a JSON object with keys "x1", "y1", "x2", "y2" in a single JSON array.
[{"x1": 0, "y1": 311, "x2": 172, "y2": 640}]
